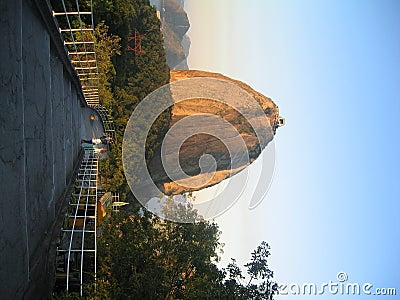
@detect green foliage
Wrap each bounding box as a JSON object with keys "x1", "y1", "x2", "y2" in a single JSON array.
[
  {"x1": 95, "y1": 21, "x2": 121, "y2": 101},
  {"x1": 90, "y1": 0, "x2": 171, "y2": 200},
  {"x1": 82, "y1": 207, "x2": 276, "y2": 299},
  {"x1": 93, "y1": 0, "x2": 169, "y2": 89}
]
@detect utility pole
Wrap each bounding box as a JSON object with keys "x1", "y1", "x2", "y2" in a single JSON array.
[{"x1": 126, "y1": 29, "x2": 145, "y2": 58}]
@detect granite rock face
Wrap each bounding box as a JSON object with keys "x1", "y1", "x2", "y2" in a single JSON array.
[{"x1": 148, "y1": 70, "x2": 280, "y2": 195}]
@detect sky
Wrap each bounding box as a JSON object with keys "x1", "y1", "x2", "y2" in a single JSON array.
[{"x1": 184, "y1": 0, "x2": 400, "y2": 298}]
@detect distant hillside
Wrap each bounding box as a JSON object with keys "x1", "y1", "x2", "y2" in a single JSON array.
[
  {"x1": 151, "y1": 0, "x2": 191, "y2": 69},
  {"x1": 174, "y1": 34, "x2": 190, "y2": 69}
]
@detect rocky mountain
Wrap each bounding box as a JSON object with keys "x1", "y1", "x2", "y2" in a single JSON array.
[
  {"x1": 150, "y1": 0, "x2": 190, "y2": 69},
  {"x1": 148, "y1": 70, "x2": 282, "y2": 195},
  {"x1": 173, "y1": 34, "x2": 190, "y2": 69}
]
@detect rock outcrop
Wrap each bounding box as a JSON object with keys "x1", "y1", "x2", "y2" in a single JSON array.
[
  {"x1": 148, "y1": 70, "x2": 281, "y2": 195},
  {"x1": 161, "y1": 0, "x2": 190, "y2": 69}
]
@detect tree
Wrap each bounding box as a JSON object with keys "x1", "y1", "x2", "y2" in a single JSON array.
[
  {"x1": 83, "y1": 204, "x2": 276, "y2": 299},
  {"x1": 223, "y1": 242, "x2": 278, "y2": 299},
  {"x1": 95, "y1": 21, "x2": 121, "y2": 110}
]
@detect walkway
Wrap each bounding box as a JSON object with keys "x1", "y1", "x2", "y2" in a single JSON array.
[{"x1": 51, "y1": 0, "x2": 119, "y2": 295}]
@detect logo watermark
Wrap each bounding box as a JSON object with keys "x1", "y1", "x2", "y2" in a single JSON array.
[
  {"x1": 122, "y1": 77, "x2": 276, "y2": 223},
  {"x1": 258, "y1": 272, "x2": 397, "y2": 296}
]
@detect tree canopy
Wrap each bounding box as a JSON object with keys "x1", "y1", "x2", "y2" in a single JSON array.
[{"x1": 82, "y1": 206, "x2": 277, "y2": 299}]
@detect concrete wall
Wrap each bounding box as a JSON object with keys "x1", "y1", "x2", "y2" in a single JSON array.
[{"x1": 0, "y1": 0, "x2": 86, "y2": 298}]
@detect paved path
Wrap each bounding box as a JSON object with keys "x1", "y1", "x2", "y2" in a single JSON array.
[
  {"x1": 80, "y1": 107, "x2": 108, "y2": 157},
  {"x1": 80, "y1": 107, "x2": 105, "y2": 139}
]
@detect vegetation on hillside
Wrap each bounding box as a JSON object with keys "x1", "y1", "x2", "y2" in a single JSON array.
[
  {"x1": 90, "y1": 0, "x2": 172, "y2": 200},
  {"x1": 91, "y1": 207, "x2": 277, "y2": 299}
]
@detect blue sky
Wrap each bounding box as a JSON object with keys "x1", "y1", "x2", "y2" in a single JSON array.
[{"x1": 184, "y1": 0, "x2": 400, "y2": 298}]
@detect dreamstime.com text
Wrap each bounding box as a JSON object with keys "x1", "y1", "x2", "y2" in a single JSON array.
[{"x1": 258, "y1": 272, "x2": 397, "y2": 296}]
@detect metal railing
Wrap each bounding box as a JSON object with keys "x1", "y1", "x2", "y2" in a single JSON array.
[
  {"x1": 93, "y1": 105, "x2": 117, "y2": 140},
  {"x1": 52, "y1": 0, "x2": 100, "y2": 107},
  {"x1": 55, "y1": 148, "x2": 98, "y2": 295}
]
